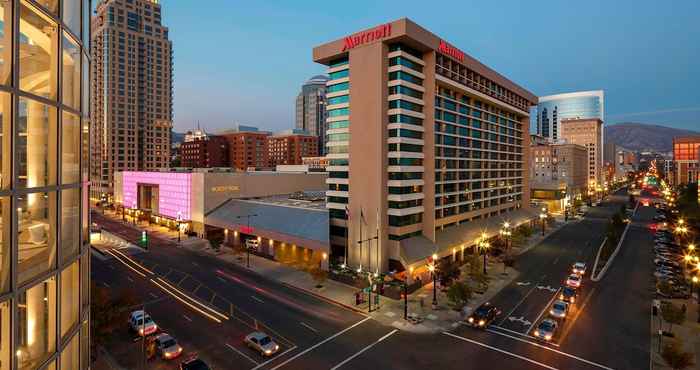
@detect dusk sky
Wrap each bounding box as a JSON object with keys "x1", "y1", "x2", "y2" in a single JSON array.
[{"x1": 164, "y1": 0, "x2": 700, "y2": 133}]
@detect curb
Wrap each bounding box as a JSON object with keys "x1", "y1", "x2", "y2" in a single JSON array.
[
  {"x1": 591, "y1": 201, "x2": 639, "y2": 282},
  {"x1": 279, "y1": 281, "x2": 370, "y2": 317}
]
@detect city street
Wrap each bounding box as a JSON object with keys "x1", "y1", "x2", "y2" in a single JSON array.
[{"x1": 92, "y1": 188, "x2": 654, "y2": 370}]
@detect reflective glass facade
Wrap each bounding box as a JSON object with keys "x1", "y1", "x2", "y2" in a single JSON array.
[
  {"x1": 0, "y1": 1, "x2": 91, "y2": 369},
  {"x1": 535, "y1": 91, "x2": 604, "y2": 141}
]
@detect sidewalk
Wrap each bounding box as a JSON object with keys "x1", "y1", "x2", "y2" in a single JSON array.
[{"x1": 651, "y1": 298, "x2": 700, "y2": 369}]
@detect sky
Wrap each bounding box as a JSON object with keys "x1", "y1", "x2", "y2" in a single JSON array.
[{"x1": 164, "y1": 0, "x2": 700, "y2": 133}]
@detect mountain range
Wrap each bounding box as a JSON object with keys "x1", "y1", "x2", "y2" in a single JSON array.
[{"x1": 605, "y1": 122, "x2": 699, "y2": 153}]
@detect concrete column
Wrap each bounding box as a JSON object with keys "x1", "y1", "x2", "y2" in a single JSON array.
[{"x1": 27, "y1": 100, "x2": 48, "y2": 188}]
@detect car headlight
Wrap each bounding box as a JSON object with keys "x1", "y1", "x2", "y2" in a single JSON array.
[
  {"x1": 478, "y1": 320, "x2": 485, "y2": 326},
  {"x1": 571, "y1": 297, "x2": 575, "y2": 303},
  {"x1": 559, "y1": 294, "x2": 564, "y2": 300},
  {"x1": 265, "y1": 350, "x2": 272, "y2": 354},
  {"x1": 534, "y1": 330, "x2": 539, "y2": 336},
  {"x1": 545, "y1": 335, "x2": 552, "y2": 341},
  {"x1": 468, "y1": 317, "x2": 474, "y2": 323},
  {"x1": 549, "y1": 310, "x2": 555, "y2": 315},
  {"x1": 139, "y1": 328, "x2": 144, "y2": 335},
  {"x1": 165, "y1": 352, "x2": 171, "y2": 358},
  {"x1": 275, "y1": 345, "x2": 279, "y2": 350}
]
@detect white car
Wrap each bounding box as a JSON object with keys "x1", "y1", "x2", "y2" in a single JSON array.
[
  {"x1": 244, "y1": 332, "x2": 279, "y2": 357},
  {"x1": 565, "y1": 274, "x2": 581, "y2": 288},
  {"x1": 549, "y1": 300, "x2": 569, "y2": 319},
  {"x1": 572, "y1": 262, "x2": 586, "y2": 276},
  {"x1": 154, "y1": 333, "x2": 183, "y2": 360},
  {"x1": 129, "y1": 310, "x2": 158, "y2": 336}
]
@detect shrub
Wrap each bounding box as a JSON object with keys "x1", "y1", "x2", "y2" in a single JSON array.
[{"x1": 446, "y1": 281, "x2": 472, "y2": 311}]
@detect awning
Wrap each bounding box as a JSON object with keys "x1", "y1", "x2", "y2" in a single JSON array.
[
  {"x1": 205, "y1": 199, "x2": 329, "y2": 251},
  {"x1": 400, "y1": 207, "x2": 539, "y2": 266}
]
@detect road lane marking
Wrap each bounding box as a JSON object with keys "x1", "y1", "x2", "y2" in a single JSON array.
[
  {"x1": 270, "y1": 317, "x2": 371, "y2": 370},
  {"x1": 155, "y1": 277, "x2": 228, "y2": 320},
  {"x1": 489, "y1": 324, "x2": 546, "y2": 342},
  {"x1": 104, "y1": 249, "x2": 146, "y2": 277},
  {"x1": 487, "y1": 327, "x2": 559, "y2": 347},
  {"x1": 192, "y1": 261, "x2": 199, "y2": 267},
  {"x1": 182, "y1": 314, "x2": 192, "y2": 322},
  {"x1": 527, "y1": 287, "x2": 561, "y2": 334},
  {"x1": 251, "y1": 296, "x2": 264, "y2": 304},
  {"x1": 300, "y1": 322, "x2": 318, "y2": 333},
  {"x1": 102, "y1": 282, "x2": 111, "y2": 288},
  {"x1": 483, "y1": 327, "x2": 612, "y2": 369},
  {"x1": 127, "y1": 276, "x2": 133, "y2": 283},
  {"x1": 552, "y1": 256, "x2": 560, "y2": 265},
  {"x1": 217, "y1": 276, "x2": 227, "y2": 283},
  {"x1": 108, "y1": 265, "x2": 115, "y2": 270},
  {"x1": 225, "y1": 343, "x2": 259, "y2": 365},
  {"x1": 149, "y1": 292, "x2": 158, "y2": 299},
  {"x1": 557, "y1": 287, "x2": 596, "y2": 345},
  {"x1": 250, "y1": 346, "x2": 297, "y2": 370},
  {"x1": 443, "y1": 332, "x2": 559, "y2": 370},
  {"x1": 330, "y1": 329, "x2": 398, "y2": 370},
  {"x1": 499, "y1": 284, "x2": 539, "y2": 325},
  {"x1": 150, "y1": 279, "x2": 222, "y2": 323}
]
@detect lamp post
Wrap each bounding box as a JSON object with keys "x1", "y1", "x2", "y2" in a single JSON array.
[
  {"x1": 132, "y1": 201, "x2": 137, "y2": 226},
  {"x1": 428, "y1": 253, "x2": 438, "y2": 308},
  {"x1": 478, "y1": 238, "x2": 490, "y2": 275},
  {"x1": 319, "y1": 252, "x2": 327, "y2": 270},
  {"x1": 539, "y1": 208, "x2": 547, "y2": 236},
  {"x1": 692, "y1": 276, "x2": 698, "y2": 303},
  {"x1": 176, "y1": 211, "x2": 182, "y2": 243},
  {"x1": 236, "y1": 214, "x2": 258, "y2": 268},
  {"x1": 500, "y1": 222, "x2": 511, "y2": 252}
]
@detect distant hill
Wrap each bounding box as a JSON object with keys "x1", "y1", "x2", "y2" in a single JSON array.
[{"x1": 605, "y1": 123, "x2": 700, "y2": 153}]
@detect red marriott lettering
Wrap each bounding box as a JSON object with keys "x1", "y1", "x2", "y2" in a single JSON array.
[
  {"x1": 342, "y1": 23, "x2": 392, "y2": 52},
  {"x1": 438, "y1": 40, "x2": 465, "y2": 62}
]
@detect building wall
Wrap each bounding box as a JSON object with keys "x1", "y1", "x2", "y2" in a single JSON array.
[
  {"x1": 296, "y1": 75, "x2": 329, "y2": 155},
  {"x1": 0, "y1": 0, "x2": 91, "y2": 368},
  {"x1": 180, "y1": 136, "x2": 229, "y2": 168},
  {"x1": 268, "y1": 134, "x2": 319, "y2": 166},
  {"x1": 222, "y1": 132, "x2": 270, "y2": 170},
  {"x1": 560, "y1": 118, "x2": 603, "y2": 186},
  {"x1": 314, "y1": 18, "x2": 535, "y2": 272},
  {"x1": 673, "y1": 137, "x2": 700, "y2": 185},
  {"x1": 91, "y1": 0, "x2": 173, "y2": 199},
  {"x1": 535, "y1": 90, "x2": 604, "y2": 141}
]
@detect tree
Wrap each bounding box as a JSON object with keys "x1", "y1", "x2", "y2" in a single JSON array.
[
  {"x1": 446, "y1": 281, "x2": 472, "y2": 311},
  {"x1": 309, "y1": 267, "x2": 328, "y2": 288},
  {"x1": 91, "y1": 283, "x2": 139, "y2": 348},
  {"x1": 662, "y1": 339, "x2": 695, "y2": 370},
  {"x1": 438, "y1": 259, "x2": 461, "y2": 287},
  {"x1": 661, "y1": 302, "x2": 686, "y2": 333}
]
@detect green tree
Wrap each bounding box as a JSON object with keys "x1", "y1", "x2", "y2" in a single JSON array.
[
  {"x1": 662, "y1": 339, "x2": 695, "y2": 370},
  {"x1": 446, "y1": 281, "x2": 472, "y2": 311},
  {"x1": 438, "y1": 258, "x2": 461, "y2": 287},
  {"x1": 662, "y1": 302, "x2": 686, "y2": 333},
  {"x1": 309, "y1": 267, "x2": 328, "y2": 288},
  {"x1": 91, "y1": 283, "x2": 139, "y2": 347}
]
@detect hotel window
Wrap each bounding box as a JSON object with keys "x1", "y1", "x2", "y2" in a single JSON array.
[
  {"x1": 60, "y1": 188, "x2": 80, "y2": 263},
  {"x1": 62, "y1": 112, "x2": 81, "y2": 184},
  {"x1": 60, "y1": 262, "x2": 79, "y2": 341},
  {"x1": 19, "y1": 1, "x2": 58, "y2": 100},
  {"x1": 17, "y1": 98, "x2": 58, "y2": 188},
  {"x1": 62, "y1": 32, "x2": 81, "y2": 110},
  {"x1": 35, "y1": 0, "x2": 58, "y2": 15},
  {"x1": 62, "y1": 0, "x2": 81, "y2": 37},
  {"x1": 17, "y1": 192, "x2": 57, "y2": 285},
  {"x1": 17, "y1": 276, "x2": 57, "y2": 370},
  {"x1": 0, "y1": 1, "x2": 11, "y2": 86}
]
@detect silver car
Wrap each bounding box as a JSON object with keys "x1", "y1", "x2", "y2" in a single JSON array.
[
  {"x1": 245, "y1": 332, "x2": 279, "y2": 357},
  {"x1": 549, "y1": 300, "x2": 569, "y2": 319},
  {"x1": 155, "y1": 333, "x2": 183, "y2": 360},
  {"x1": 533, "y1": 318, "x2": 558, "y2": 341}
]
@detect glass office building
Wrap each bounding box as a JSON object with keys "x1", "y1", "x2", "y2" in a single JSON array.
[
  {"x1": 0, "y1": 0, "x2": 91, "y2": 369},
  {"x1": 535, "y1": 90, "x2": 604, "y2": 141}
]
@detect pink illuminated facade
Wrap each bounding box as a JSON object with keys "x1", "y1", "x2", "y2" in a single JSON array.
[{"x1": 120, "y1": 171, "x2": 192, "y2": 220}]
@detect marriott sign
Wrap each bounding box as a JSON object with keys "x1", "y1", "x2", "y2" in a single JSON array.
[{"x1": 342, "y1": 23, "x2": 392, "y2": 52}]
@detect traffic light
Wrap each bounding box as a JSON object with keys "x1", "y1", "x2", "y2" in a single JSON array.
[{"x1": 141, "y1": 231, "x2": 148, "y2": 249}]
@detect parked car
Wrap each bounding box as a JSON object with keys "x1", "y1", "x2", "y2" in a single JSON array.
[
  {"x1": 572, "y1": 262, "x2": 587, "y2": 276},
  {"x1": 467, "y1": 302, "x2": 501, "y2": 328},
  {"x1": 244, "y1": 332, "x2": 279, "y2": 357},
  {"x1": 533, "y1": 319, "x2": 558, "y2": 341},
  {"x1": 155, "y1": 333, "x2": 183, "y2": 360},
  {"x1": 180, "y1": 357, "x2": 211, "y2": 370},
  {"x1": 129, "y1": 310, "x2": 158, "y2": 336}
]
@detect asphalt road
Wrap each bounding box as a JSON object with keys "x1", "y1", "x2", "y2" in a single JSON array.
[{"x1": 92, "y1": 189, "x2": 653, "y2": 370}]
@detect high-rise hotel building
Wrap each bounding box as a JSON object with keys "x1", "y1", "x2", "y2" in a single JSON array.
[
  {"x1": 314, "y1": 19, "x2": 537, "y2": 273},
  {"x1": 91, "y1": 0, "x2": 173, "y2": 201},
  {"x1": 0, "y1": 0, "x2": 91, "y2": 368}
]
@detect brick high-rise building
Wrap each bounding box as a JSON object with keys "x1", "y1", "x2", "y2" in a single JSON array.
[
  {"x1": 91, "y1": 0, "x2": 173, "y2": 201},
  {"x1": 181, "y1": 135, "x2": 229, "y2": 168},
  {"x1": 268, "y1": 130, "x2": 319, "y2": 166},
  {"x1": 220, "y1": 126, "x2": 271, "y2": 170}
]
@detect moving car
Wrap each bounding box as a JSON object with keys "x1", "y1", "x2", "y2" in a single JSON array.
[
  {"x1": 572, "y1": 262, "x2": 587, "y2": 276},
  {"x1": 533, "y1": 319, "x2": 558, "y2": 341},
  {"x1": 549, "y1": 300, "x2": 569, "y2": 319},
  {"x1": 559, "y1": 286, "x2": 578, "y2": 304},
  {"x1": 155, "y1": 333, "x2": 183, "y2": 360},
  {"x1": 565, "y1": 274, "x2": 582, "y2": 288},
  {"x1": 180, "y1": 357, "x2": 211, "y2": 370},
  {"x1": 466, "y1": 302, "x2": 501, "y2": 328},
  {"x1": 245, "y1": 332, "x2": 279, "y2": 357},
  {"x1": 129, "y1": 310, "x2": 158, "y2": 336}
]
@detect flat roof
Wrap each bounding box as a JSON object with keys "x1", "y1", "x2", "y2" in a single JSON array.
[{"x1": 312, "y1": 17, "x2": 537, "y2": 104}]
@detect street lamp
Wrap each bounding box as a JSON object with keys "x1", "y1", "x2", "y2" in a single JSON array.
[
  {"x1": 176, "y1": 211, "x2": 182, "y2": 243},
  {"x1": 500, "y1": 222, "x2": 511, "y2": 252},
  {"x1": 427, "y1": 258, "x2": 438, "y2": 308},
  {"x1": 478, "y1": 238, "x2": 490, "y2": 275},
  {"x1": 132, "y1": 200, "x2": 137, "y2": 225},
  {"x1": 692, "y1": 276, "x2": 699, "y2": 303},
  {"x1": 319, "y1": 252, "x2": 327, "y2": 270},
  {"x1": 236, "y1": 213, "x2": 258, "y2": 268},
  {"x1": 539, "y1": 210, "x2": 547, "y2": 236}
]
